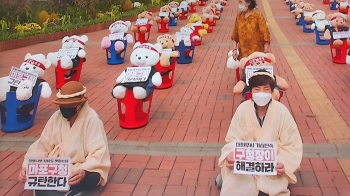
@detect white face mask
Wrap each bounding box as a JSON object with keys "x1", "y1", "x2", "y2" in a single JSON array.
[
  {"x1": 238, "y1": 4, "x2": 248, "y2": 11},
  {"x1": 252, "y1": 92, "x2": 272, "y2": 106}
]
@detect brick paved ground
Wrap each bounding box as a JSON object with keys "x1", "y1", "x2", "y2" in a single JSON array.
[{"x1": 1, "y1": 0, "x2": 350, "y2": 195}]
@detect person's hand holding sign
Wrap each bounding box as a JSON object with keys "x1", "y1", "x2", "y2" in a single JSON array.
[
  {"x1": 225, "y1": 152, "x2": 235, "y2": 170},
  {"x1": 18, "y1": 168, "x2": 27, "y2": 183},
  {"x1": 276, "y1": 162, "x2": 285, "y2": 176},
  {"x1": 69, "y1": 169, "x2": 86, "y2": 185}
]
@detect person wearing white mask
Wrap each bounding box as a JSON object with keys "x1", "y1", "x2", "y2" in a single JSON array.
[
  {"x1": 218, "y1": 69, "x2": 303, "y2": 196},
  {"x1": 230, "y1": 0, "x2": 271, "y2": 86}
]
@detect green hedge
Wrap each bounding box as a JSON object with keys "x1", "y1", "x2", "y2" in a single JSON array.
[{"x1": 0, "y1": 0, "x2": 174, "y2": 41}]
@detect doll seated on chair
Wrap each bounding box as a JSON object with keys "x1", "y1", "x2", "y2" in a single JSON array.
[
  {"x1": 47, "y1": 35, "x2": 88, "y2": 79},
  {"x1": 0, "y1": 53, "x2": 52, "y2": 113},
  {"x1": 232, "y1": 52, "x2": 288, "y2": 101},
  {"x1": 101, "y1": 20, "x2": 134, "y2": 54},
  {"x1": 112, "y1": 42, "x2": 163, "y2": 100}
]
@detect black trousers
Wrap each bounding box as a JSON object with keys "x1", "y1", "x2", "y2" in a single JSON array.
[
  {"x1": 34, "y1": 172, "x2": 100, "y2": 196},
  {"x1": 258, "y1": 191, "x2": 269, "y2": 196}
]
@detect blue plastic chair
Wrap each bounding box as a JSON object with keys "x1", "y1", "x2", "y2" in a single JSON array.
[
  {"x1": 176, "y1": 41, "x2": 196, "y2": 64},
  {"x1": 296, "y1": 15, "x2": 305, "y2": 26},
  {"x1": 289, "y1": 2, "x2": 295, "y2": 11},
  {"x1": 303, "y1": 20, "x2": 314, "y2": 33},
  {"x1": 106, "y1": 40, "x2": 128, "y2": 65},
  {"x1": 315, "y1": 27, "x2": 330, "y2": 45},
  {"x1": 330, "y1": 1, "x2": 337, "y2": 10},
  {"x1": 0, "y1": 84, "x2": 42, "y2": 133},
  {"x1": 169, "y1": 17, "x2": 178, "y2": 26}
]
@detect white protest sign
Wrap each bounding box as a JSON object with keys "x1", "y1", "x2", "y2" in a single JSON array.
[
  {"x1": 203, "y1": 13, "x2": 213, "y2": 17},
  {"x1": 57, "y1": 48, "x2": 79, "y2": 59},
  {"x1": 159, "y1": 12, "x2": 169, "y2": 17},
  {"x1": 171, "y1": 8, "x2": 178, "y2": 12},
  {"x1": 191, "y1": 21, "x2": 202, "y2": 26},
  {"x1": 332, "y1": 31, "x2": 348, "y2": 39},
  {"x1": 245, "y1": 65, "x2": 274, "y2": 86},
  {"x1": 315, "y1": 20, "x2": 329, "y2": 27},
  {"x1": 303, "y1": 11, "x2": 313, "y2": 17},
  {"x1": 109, "y1": 33, "x2": 124, "y2": 41},
  {"x1": 8, "y1": 66, "x2": 38, "y2": 87},
  {"x1": 161, "y1": 49, "x2": 172, "y2": 55},
  {"x1": 136, "y1": 18, "x2": 148, "y2": 25},
  {"x1": 122, "y1": 67, "x2": 152, "y2": 83},
  {"x1": 233, "y1": 141, "x2": 277, "y2": 175},
  {"x1": 340, "y1": 2, "x2": 348, "y2": 6},
  {"x1": 175, "y1": 32, "x2": 191, "y2": 41},
  {"x1": 24, "y1": 157, "x2": 71, "y2": 191}
]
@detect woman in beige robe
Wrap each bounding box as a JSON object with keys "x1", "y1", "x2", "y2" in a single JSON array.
[
  {"x1": 219, "y1": 70, "x2": 303, "y2": 196},
  {"x1": 18, "y1": 81, "x2": 111, "y2": 196}
]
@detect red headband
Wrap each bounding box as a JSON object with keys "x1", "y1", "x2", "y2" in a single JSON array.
[
  {"x1": 331, "y1": 16, "x2": 346, "y2": 21},
  {"x1": 64, "y1": 38, "x2": 85, "y2": 46},
  {"x1": 159, "y1": 35, "x2": 175, "y2": 43},
  {"x1": 111, "y1": 22, "x2": 127, "y2": 28},
  {"x1": 312, "y1": 12, "x2": 322, "y2": 17},
  {"x1": 245, "y1": 57, "x2": 271, "y2": 67},
  {"x1": 134, "y1": 44, "x2": 158, "y2": 53},
  {"x1": 24, "y1": 59, "x2": 46, "y2": 70}
]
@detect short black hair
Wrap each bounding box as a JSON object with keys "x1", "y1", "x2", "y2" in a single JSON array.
[
  {"x1": 248, "y1": 69, "x2": 275, "y2": 91},
  {"x1": 245, "y1": 0, "x2": 257, "y2": 10}
]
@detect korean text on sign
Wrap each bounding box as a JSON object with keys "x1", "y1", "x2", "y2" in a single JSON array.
[
  {"x1": 109, "y1": 33, "x2": 124, "y2": 41},
  {"x1": 136, "y1": 18, "x2": 148, "y2": 25},
  {"x1": 24, "y1": 157, "x2": 71, "y2": 191},
  {"x1": 175, "y1": 32, "x2": 190, "y2": 42},
  {"x1": 8, "y1": 66, "x2": 38, "y2": 88},
  {"x1": 332, "y1": 31, "x2": 349, "y2": 39},
  {"x1": 233, "y1": 141, "x2": 277, "y2": 175},
  {"x1": 121, "y1": 67, "x2": 152, "y2": 83},
  {"x1": 245, "y1": 66, "x2": 274, "y2": 86},
  {"x1": 57, "y1": 48, "x2": 79, "y2": 59}
]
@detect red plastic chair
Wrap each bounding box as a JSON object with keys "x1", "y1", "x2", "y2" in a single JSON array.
[
  {"x1": 189, "y1": 3, "x2": 196, "y2": 13},
  {"x1": 339, "y1": 6, "x2": 349, "y2": 14},
  {"x1": 155, "y1": 58, "x2": 177, "y2": 89},
  {"x1": 156, "y1": 18, "x2": 169, "y2": 33},
  {"x1": 329, "y1": 40, "x2": 349, "y2": 64},
  {"x1": 133, "y1": 24, "x2": 151, "y2": 44},
  {"x1": 179, "y1": 8, "x2": 189, "y2": 20},
  {"x1": 55, "y1": 58, "x2": 84, "y2": 89},
  {"x1": 116, "y1": 90, "x2": 153, "y2": 129},
  {"x1": 203, "y1": 18, "x2": 214, "y2": 33},
  {"x1": 191, "y1": 26, "x2": 205, "y2": 46}
]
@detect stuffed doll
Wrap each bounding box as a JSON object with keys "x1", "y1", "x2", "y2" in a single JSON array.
[
  {"x1": 336, "y1": 0, "x2": 349, "y2": 13},
  {"x1": 211, "y1": 0, "x2": 222, "y2": 11},
  {"x1": 291, "y1": 2, "x2": 305, "y2": 19},
  {"x1": 220, "y1": 0, "x2": 227, "y2": 6},
  {"x1": 168, "y1": 1, "x2": 181, "y2": 17},
  {"x1": 174, "y1": 26, "x2": 200, "y2": 47},
  {"x1": 154, "y1": 5, "x2": 173, "y2": 24},
  {"x1": 101, "y1": 20, "x2": 134, "y2": 53},
  {"x1": 188, "y1": 13, "x2": 209, "y2": 37},
  {"x1": 233, "y1": 52, "x2": 288, "y2": 101},
  {"x1": 291, "y1": 0, "x2": 303, "y2": 8},
  {"x1": 187, "y1": 0, "x2": 198, "y2": 6},
  {"x1": 324, "y1": 12, "x2": 350, "y2": 48},
  {"x1": 302, "y1": 3, "x2": 315, "y2": 22},
  {"x1": 156, "y1": 34, "x2": 180, "y2": 67},
  {"x1": 226, "y1": 49, "x2": 240, "y2": 70},
  {"x1": 0, "y1": 53, "x2": 52, "y2": 113},
  {"x1": 112, "y1": 42, "x2": 163, "y2": 100},
  {"x1": 207, "y1": 2, "x2": 221, "y2": 15},
  {"x1": 310, "y1": 10, "x2": 330, "y2": 31},
  {"x1": 47, "y1": 35, "x2": 88, "y2": 79},
  {"x1": 130, "y1": 11, "x2": 154, "y2": 34},
  {"x1": 178, "y1": 1, "x2": 190, "y2": 12},
  {"x1": 201, "y1": 5, "x2": 220, "y2": 22}
]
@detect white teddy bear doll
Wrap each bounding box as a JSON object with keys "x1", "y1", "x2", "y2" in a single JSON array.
[
  {"x1": 101, "y1": 20, "x2": 134, "y2": 53},
  {"x1": 226, "y1": 49, "x2": 240, "y2": 70},
  {"x1": 112, "y1": 42, "x2": 163, "y2": 100},
  {"x1": 174, "y1": 26, "x2": 200, "y2": 47},
  {"x1": 0, "y1": 53, "x2": 52, "y2": 105},
  {"x1": 310, "y1": 10, "x2": 330, "y2": 31},
  {"x1": 47, "y1": 35, "x2": 88, "y2": 78},
  {"x1": 179, "y1": 1, "x2": 190, "y2": 11}
]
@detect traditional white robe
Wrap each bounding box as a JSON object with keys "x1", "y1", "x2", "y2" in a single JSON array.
[
  {"x1": 219, "y1": 100, "x2": 303, "y2": 196},
  {"x1": 22, "y1": 103, "x2": 111, "y2": 186}
]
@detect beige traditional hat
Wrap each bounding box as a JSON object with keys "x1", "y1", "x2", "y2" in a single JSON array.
[{"x1": 52, "y1": 81, "x2": 88, "y2": 105}]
